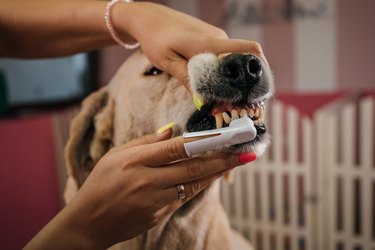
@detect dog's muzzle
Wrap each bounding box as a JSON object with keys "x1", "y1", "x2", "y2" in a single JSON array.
[{"x1": 186, "y1": 52, "x2": 273, "y2": 153}]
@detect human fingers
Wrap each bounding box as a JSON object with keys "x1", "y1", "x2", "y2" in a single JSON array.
[
  {"x1": 154, "y1": 152, "x2": 256, "y2": 187},
  {"x1": 134, "y1": 136, "x2": 188, "y2": 166},
  {"x1": 111, "y1": 129, "x2": 173, "y2": 153},
  {"x1": 135, "y1": 134, "x2": 257, "y2": 167},
  {"x1": 158, "y1": 52, "x2": 190, "y2": 91},
  {"x1": 210, "y1": 38, "x2": 268, "y2": 65},
  {"x1": 168, "y1": 57, "x2": 190, "y2": 91},
  {"x1": 161, "y1": 171, "x2": 223, "y2": 205}
]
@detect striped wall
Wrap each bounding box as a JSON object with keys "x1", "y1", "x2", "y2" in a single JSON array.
[
  {"x1": 100, "y1": 0, "x2": 375, "y2": 92},
  {"x1": 293, "y1": 0, "x2": 337, "y2": 92}
]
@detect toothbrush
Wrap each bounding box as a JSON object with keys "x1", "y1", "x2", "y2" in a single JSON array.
[{"x1": 183, "y1": 116, "x2": 257, "y2": 157}]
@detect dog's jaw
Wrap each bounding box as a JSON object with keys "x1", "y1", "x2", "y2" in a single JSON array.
[{"x1": 187, "y1": 53, "x2": 274, "y2": 156}]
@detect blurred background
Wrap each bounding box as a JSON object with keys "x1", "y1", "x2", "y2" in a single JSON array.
[{"x1": 0, "y1": 0, "x2": 374, "y2": 249}]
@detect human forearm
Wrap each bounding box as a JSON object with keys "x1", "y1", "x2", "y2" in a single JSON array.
[
  {"x1": 0, "y1": 0, "x2": 135, "y2": 58},
  {"x1": 24, "y1": 202, "x2": 100, "y2": 250}
]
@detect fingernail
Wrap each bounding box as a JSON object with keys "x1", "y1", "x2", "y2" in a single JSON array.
[
  {"x1": 193, "y1": 93, "x2": 204, "y2": 111},
  {"x1": 238, "y1": 152, "x2": 257, "y2": 164},
  {"x1": 157, "y1": 122, "x2": 176, "y2": 134}
]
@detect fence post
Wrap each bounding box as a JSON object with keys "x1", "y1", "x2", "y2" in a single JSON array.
[{"x1": 360, "y1": 97, "x2": 374, "y2": 248}]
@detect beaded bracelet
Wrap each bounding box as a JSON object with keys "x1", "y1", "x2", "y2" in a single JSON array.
[{"x1": 104, "y1": 0, "x2": 139, "y2": 50}]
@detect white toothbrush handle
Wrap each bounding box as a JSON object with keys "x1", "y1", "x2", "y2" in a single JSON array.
[{"x1": 183, "y1": 116, "x2": 257, "y2": 157}]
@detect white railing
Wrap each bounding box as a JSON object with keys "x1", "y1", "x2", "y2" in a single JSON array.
[
  {"x1": 321, "y1": 96, "x2": 375, "y2": 250},
  {"x1": 221, "y1": 95, "x2": 375, "y2": 250}
]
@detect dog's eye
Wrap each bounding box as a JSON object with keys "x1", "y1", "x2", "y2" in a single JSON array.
[{"x1": 144, "y1": 66, "x2": 163, "y2": 76}]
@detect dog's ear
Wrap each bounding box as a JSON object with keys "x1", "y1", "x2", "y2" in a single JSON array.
[{"x1": 65, "y1": 87, "x2": 114, "y2": 188}]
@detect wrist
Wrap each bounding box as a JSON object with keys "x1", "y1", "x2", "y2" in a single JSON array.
[
  {"x1": 110, "y1": 1, "x2": 140, "y2": 46},
  {"x1": 60, "y1": 200, "x2": 105, "y2": 249},
  {"x1": 111, "y1": 1, "x2": 163, "y2": 46},
  {"x1": 24, "y1": 203, "x2": 99, "y2": 250}
]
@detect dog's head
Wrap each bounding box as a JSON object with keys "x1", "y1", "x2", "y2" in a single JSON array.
[{"x1": 65, "y1": 50, "x2": 273, "y2": 187}]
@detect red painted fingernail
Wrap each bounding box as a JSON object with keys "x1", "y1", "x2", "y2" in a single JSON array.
[{"x1": 238, "y1": 152, "x2": 257, "y2": 164}]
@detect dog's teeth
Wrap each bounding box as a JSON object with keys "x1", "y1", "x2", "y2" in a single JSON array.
[
  {"x1": 231, "y1": 110, "x2": 239, "y2": 120},
  {"x1": 222, "y1": 112, "x2": 231, "y2": 124},
  {"x1": 258, "y1": 106, "x2": 265, "y2": 122},
  {"x1": 248, "y1": 108, "x2": 255, "y2": 118},
  {"x1": 240, "y1": 109, "x2": 247, "y2": 118},
  {"x1": 215, "y1": 113, "x2": 223, "y2": 128},
  {"x1": 254, "y1": 120, "x2": 260, "y2": 126},
  {"x1": 255, "y1": 107, "x2": 260, "y2": 118}
]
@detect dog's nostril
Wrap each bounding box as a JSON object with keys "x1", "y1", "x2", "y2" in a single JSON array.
[
  {"x1": 223, "y1": 63, "x2": 240, "y2": 79},
  {"x1": 248, "y1": 57, "x2": 262, "y2": 77}
]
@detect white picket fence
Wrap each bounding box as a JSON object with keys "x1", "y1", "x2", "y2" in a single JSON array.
[{"x1": 221, "y1": 96, "x2": 375, "y2": 250}]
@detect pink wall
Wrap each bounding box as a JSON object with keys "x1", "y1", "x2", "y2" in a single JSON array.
[
  {"x1": 198, "y1": 0, "x2": 225, "y2": 28},
  {"x1": 262, "y1": 0, "x2": 295, "y2": 93},
  {"x1": 337, "y1": 0, "x2": 375, "y2": 90},
  {"x1": 0, "y1": 115, "x2": 61, "y2": 249}
]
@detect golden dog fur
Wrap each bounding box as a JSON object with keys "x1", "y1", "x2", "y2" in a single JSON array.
[{"x1": 64, "y1": 50, "x2": 254, "y2": 249}]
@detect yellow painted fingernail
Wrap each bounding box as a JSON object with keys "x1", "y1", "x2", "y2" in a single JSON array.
[
  {"x1": 193, "y1": 93, "x2": 204, "y2": 111},
  {"x1": 157, "y1": 122, "x2": 176, "y2": 134}
]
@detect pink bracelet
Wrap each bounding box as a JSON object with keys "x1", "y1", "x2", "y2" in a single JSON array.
[{"x1": 104, "y1": 0, "x2": 139, "y2": 50}]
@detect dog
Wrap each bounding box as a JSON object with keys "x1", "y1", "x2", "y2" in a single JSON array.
[{"x1": 64, "y1": 50, "x2": 274, "y2": 249}]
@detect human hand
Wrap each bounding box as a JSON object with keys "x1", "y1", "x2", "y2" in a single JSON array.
[
  {"x1": 58, "y1": 128, "x2": 255, "y2": 249},
  {"x1": 112, "y1": 2, "x2": 267, "y2": 89}
]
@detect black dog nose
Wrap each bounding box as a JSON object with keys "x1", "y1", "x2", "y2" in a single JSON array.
[{"x1": 220, "y1": 54, "x2": 262, "y2": 89}]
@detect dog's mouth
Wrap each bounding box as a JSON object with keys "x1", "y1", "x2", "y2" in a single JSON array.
[
  {"x1": 185, "y1": 52, "x2": 273, "y2": 153},
  {"x1": 186, "y1": 99, "x2": 267, "y2": 152}
]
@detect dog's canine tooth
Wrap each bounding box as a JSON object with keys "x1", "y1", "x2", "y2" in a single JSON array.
[
  {"x1": 258, "y1": 106, "x2": 265, "y2": 122},
  {"x1": 222, "y1": 112, "x2": 231, "y2": 124},
  {"x1": 231, "y1": 110, "x2": 239, "y2": 120},
  {"x1": 240, "y1": 109, "x2": 247, "y2": 118},
  {"x1": 248, "y1": 108, "x2": 255, "y2": 118},
  {"x1": 215, "y1": 113, "x2": 223, "y2": 128},
  {"x1": 255, "y1": 107, "x2": 260, "y2": 118}
]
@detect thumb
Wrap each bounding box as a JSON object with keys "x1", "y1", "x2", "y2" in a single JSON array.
[
  {"x1": 165, "y1": 56, "x2": 191, "y2": 92},
  {"x1": 211, "y1": 38, "x2": 268, "y2": 66}
]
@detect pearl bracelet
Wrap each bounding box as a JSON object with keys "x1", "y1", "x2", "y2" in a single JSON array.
[{"x1": 104, "y1": 0, "x2": 139, "y2": 50}]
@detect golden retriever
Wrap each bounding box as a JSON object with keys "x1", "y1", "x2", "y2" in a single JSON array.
[{"x1": 64, "y1": 50, "x2": 274, "y2": 249}]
